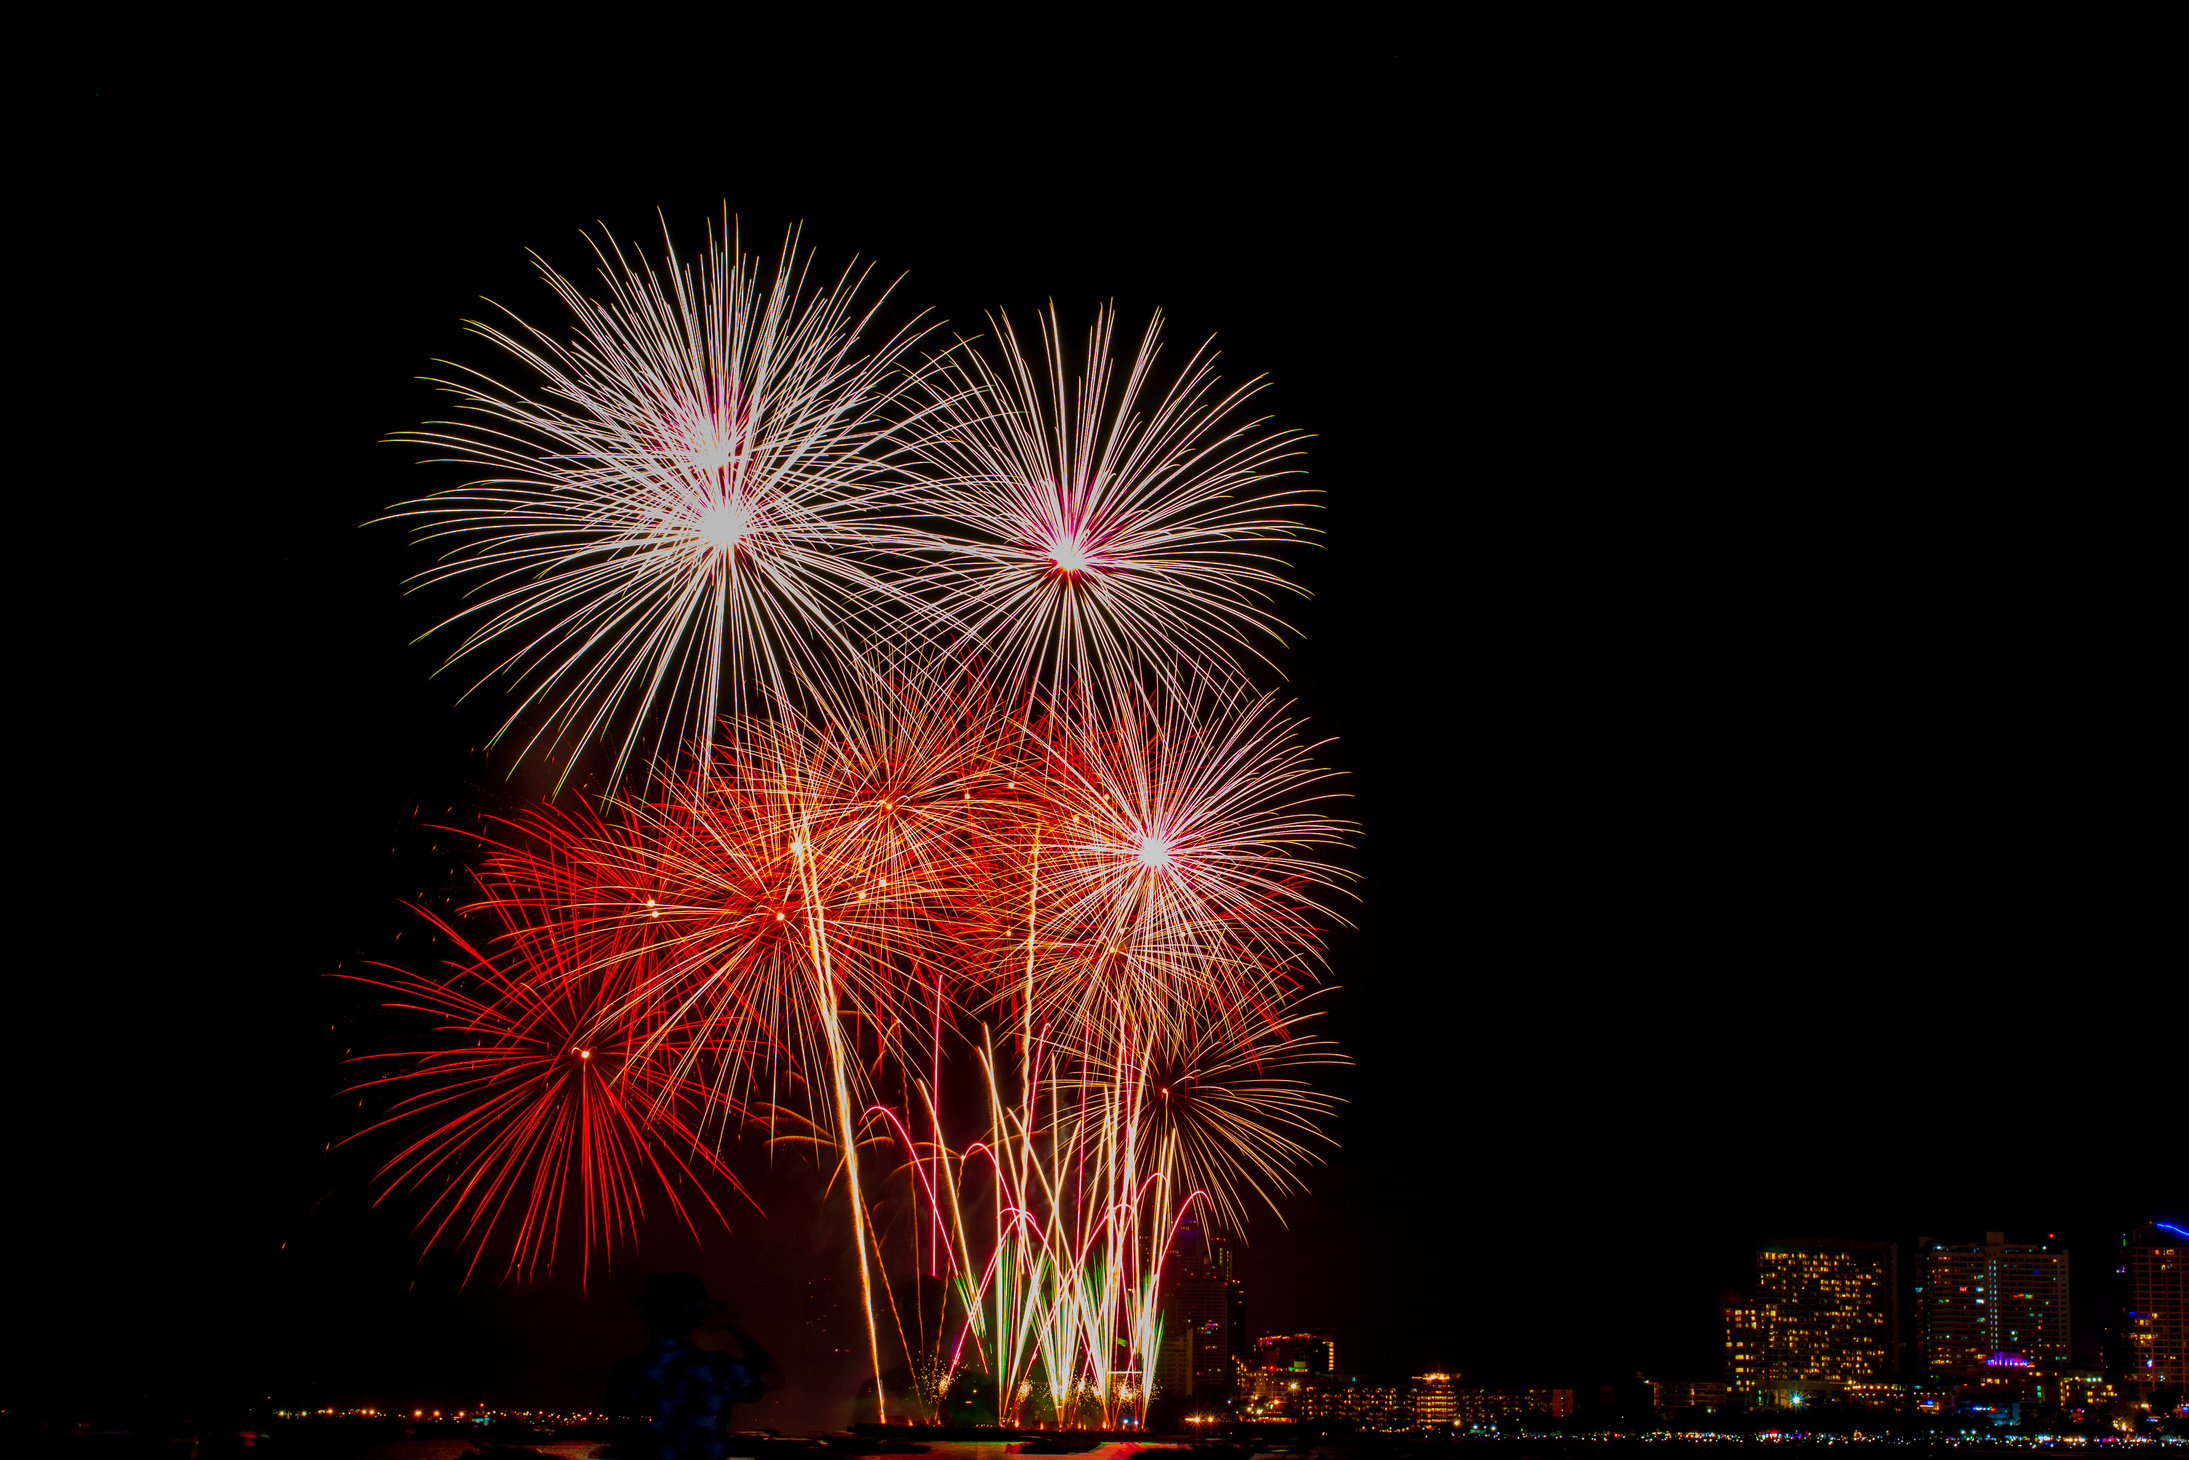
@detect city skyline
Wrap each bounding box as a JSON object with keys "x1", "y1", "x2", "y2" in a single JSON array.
[
  {"x1": 1213, "y1": 1221, "x2": 2182, "y2": 1386},
  {"x1": 1156, "y1": 1221, "x2": 2181, "y2": 1432}
]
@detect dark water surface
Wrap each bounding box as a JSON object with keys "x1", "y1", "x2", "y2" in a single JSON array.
[{"x1": 358, "y1": 1439, "x2": 2131, "y2": 1460}]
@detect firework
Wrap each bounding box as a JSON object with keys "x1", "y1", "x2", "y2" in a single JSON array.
[
  {"x1": 434, "y1": 683, "x2": 1023, "y2": 1411},
  {"x1": 369, "y1": 228, "x2": 1355, "y2": 1431},
  {"x1": 1095, "y1": 991, "x2": 1342, "y2": 1233},
  {"x1": 455, "y1": 677, "x2": 1020, "y2": 1101},
  {"x1": 342, "y1": 907, "x2": 755, "y2": 1286},
  {"x1": 899, "y1": 995, "x2": 1340, "y2": 1429},
  {"x1": 388, "y1": 219, "x2": 938, "y2": 791},
  {"x1": 901, "y1": 306, "x2": 1312, "y2": 703},
  {"x1": 353, "y1": 672, "x2": 1350, "y2": 1430},
  {"x1": 1014, "y1": 679, "x2": 1353, "y2": 1052}
]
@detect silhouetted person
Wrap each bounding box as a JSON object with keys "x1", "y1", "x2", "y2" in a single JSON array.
[{"x1": 608, "y1": 1271, "x2": 781, "y2": 1460}]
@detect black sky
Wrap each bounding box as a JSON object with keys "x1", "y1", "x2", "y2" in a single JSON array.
[{"x1": 22, "y1": 27, "x2": 2176, "y2": 1423}]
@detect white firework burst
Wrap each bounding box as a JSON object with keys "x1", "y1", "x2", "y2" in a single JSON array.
[
  {"x1": 1023, "y1": 678, "x2": 1353, "y2": 1048},
  {"x1": 900, "y1": 306, "x2": 1312, "y2": 703},
  {"x1": 389, "y1": 218, "x2": 939, "y2": 790}
]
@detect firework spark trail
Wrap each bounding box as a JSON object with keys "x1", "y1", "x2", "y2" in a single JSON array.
[
  {"x1": 900, "y1": 305, "x2": 1312, "y2": 706},
  {"x1": 897, "y1": 1010, "x2": 1265, "y2": 1428},
  {"x1": 387, "y1": 217, "x2": 944, "y2": 792},
  {"x1": 771, "y1": 665, "x2": 1028, "y2": 1280}
]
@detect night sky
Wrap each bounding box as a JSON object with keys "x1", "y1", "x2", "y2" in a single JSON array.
[{"x1": 26, "y1": 36, "x2": 2176, "y2": 1425}]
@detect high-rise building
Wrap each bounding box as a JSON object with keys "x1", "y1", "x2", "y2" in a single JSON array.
[
  {"x1": 1174, "y1": 1274, "x2": 1233, "y2": 1396},
  {"x1": 1410, "y1": 1373, "x2": 1459, "y2": 1428},
  {"x1": 1169, "y1": 1224, "x2": 1246, "y2": 1397},
  {"x1": 1256, "y1": 1331, "x2": 1336, "y2": 1374},
  {"x1": 1918, "y1": 1232, "x2": 2069, "y2": 1375},
  {"x1": 1725, "y1": 1239, "x2": 1898, "y2": 1404},
  {"x1": 2120, "y1": 1221, "x2": 2187, "y2": 1400},
  {"x1": 1211, "y1": 1234, "x2": 1248, "y2": 1365}
]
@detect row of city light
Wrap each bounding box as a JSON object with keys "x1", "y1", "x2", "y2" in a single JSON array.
[{"x1": 268, "y1": 1407, "x2": 611, "y2": 1422}]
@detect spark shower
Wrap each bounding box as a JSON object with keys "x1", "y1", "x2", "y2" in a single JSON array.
[{"x1": 355, "y1": 217, "x2": 1354, "y2": 1428}]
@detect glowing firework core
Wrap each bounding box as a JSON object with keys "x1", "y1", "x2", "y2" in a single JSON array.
[
  {"x1": 694, "y1": 498, "x2": 757, "y2": 553},
  {"x1": 1047, "y1": 532, "x2": 1093, "y2": 575},
  {"x1": 1136, "y1": 833, "x2": 1174, "y2": 870}
]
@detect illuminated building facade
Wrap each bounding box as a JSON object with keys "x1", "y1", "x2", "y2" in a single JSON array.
[
  {"x1": 1919, "y1": 1232, "x2": 2069, "y2": 1376},
  {"x1": 1656, "y1": 1380, "x2": 1730, "y2": 1413},
  {"x1": 2121, "y1": 1222, "x2": 2187, "y2": 1401},
  {"x1": 1238, "y1": 1366, "x2": 1287, "y2": 1416},
  {"x1": 1277, "y1": 1374, "x2": 1564, "y2": 1431},
  {"x1": 2032, "y1": 1368, "x2": 2115, "y2": 1414},
  {"x1": 1454, "y1": 1386, "x2": 1576, "y2": 1423},
  {"x1": 1411, "y1": 1373, "x2": 1458, "y2": 1427},
  {"x1": 1292, "y1": 1376, "x2": 1406, "y2": 1428},
  {"x1": 1724, "y1": 1238, "x2": 1897, "y2": 1404},
  {"x1": 1257, "y1": 1331, "x2": 1336, "y2": 1374}
]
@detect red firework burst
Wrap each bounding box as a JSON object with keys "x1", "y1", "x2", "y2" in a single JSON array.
[{"x1": 342, "y1": 906, "x2": 757, "y2": 1285}]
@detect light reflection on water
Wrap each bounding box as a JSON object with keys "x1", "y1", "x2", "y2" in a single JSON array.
[
  {"x1": 373, "y1": 1444, "x2": 606, "y2": 1460},
  {"x1": 373, "y1": 1439, "x2": 1210, "y2": 1460},
  {"x1": 882, "y1": 1446, "x2": 1184, "y2": 1460}
]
